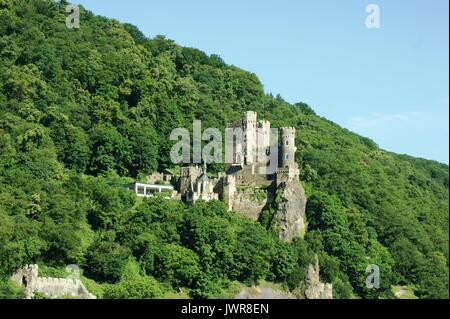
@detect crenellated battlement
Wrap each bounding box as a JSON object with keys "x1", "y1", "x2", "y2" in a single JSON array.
[{"x1": 11, "y1": 264, "x2": 96, "y2": 299}]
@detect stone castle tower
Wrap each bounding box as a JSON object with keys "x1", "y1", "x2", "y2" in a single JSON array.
[
  {"x1": 257, "y1": 119, "x2": 271, "y2": 165},
  {"x1": 243, "y1": 111, "x2": 257, "y2": 165},
  {"x1": 280, "y1": 127, "x2": 297, "y2": 168}
]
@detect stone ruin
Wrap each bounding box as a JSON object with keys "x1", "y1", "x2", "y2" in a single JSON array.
[{"x1": 10, "y1": 264, "x2": 96, "y2": 299}]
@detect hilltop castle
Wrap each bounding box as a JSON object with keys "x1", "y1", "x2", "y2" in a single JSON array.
[
  {"x1": 132, "y1": 111, "x2": 307, "y2": 242},
  {"x1": 177, "y1": 111, "x2": 300, "y2": 208}
]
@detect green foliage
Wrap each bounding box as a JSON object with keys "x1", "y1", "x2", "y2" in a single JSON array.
[
  {"x1": 154, "y1": 244, "x2": 201, "y2": 288},
  {"x1": 250, "y1": 191, "x2": 266, "y2": 204},
  {"x1": 0, "y1": 0, "x2": 447, "y2": 299},
  {"x1": 0, "y1": 279, "x2": 25, "y2": 299},
  {"x1": 84, "y1": 236, "x2": 131, "y2": 283},
  {"x1": 103, "y1": 259, "x2": 164, "y2": 299},
  {"x1": 32, "y1": 291, "x2": 48, "y2": 299},
  {"x1": 306, "y1": 192, "x2": 393, "y2": 297}
]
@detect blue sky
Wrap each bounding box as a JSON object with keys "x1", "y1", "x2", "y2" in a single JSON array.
[{"x1": 73, "y1": 0, "x2": 449, "y2": 164}]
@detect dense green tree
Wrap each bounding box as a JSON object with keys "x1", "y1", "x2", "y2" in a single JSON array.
[
  {"x1": 154, "y1": 243, "x2": 201, "y2": 288},
  {"x1": 103, "y1": 259, "x2": 164, "y2": 299},
  {"x1": 84, "y1": 237, "x2": 131, "y2": 283}
]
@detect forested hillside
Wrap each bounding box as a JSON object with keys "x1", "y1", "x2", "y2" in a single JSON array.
[{"x1": 0, "y1": 0, "x2": 448, "y2": 299}]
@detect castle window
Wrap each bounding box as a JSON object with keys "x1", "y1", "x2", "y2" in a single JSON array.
[
  {"x1": 285, "y1": 154, "x2": 289, "y2": 160},
  {"x1": 286, "y1": 140, "x2": 289, "y2": 146}
]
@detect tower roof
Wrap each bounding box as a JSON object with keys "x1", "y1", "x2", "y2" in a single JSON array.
[{"x1": 198, "y1": 163, "x2": 209, "y2": 182}]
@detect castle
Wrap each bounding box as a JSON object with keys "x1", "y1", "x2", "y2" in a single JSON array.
[
  {"x1": 177, "y1": 111, "x2": 300, "y2": 208},
  {"x1": 131, "y1": 111, "x2": 307, "y2": 242}
]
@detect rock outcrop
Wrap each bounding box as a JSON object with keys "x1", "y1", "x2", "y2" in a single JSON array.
[
  {"x1": 304, "y1": 256, "x2": 333, "y2": 299},
  {"x1": 275, "y1": 180, "x2": 307, "y2": 242}
]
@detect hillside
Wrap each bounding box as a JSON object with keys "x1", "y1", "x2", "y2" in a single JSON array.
[{"x1": 0, "y1": 0, "x2": 448, "y2": 299}]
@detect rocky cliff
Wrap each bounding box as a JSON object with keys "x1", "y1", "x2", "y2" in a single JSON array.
[
  {"x1": 303, "y1": 256, "x2": 333, "y2": 299},
  {"x1": 275, "y1": 180, "x2": 307, "y2": 242}
]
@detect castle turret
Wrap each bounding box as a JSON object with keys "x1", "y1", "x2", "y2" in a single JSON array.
[
  {"x1": 243, "y1": 111, "x2": 257, "y2": 165},
  {"x1": 257, "y1": 120, "x2": 271, "y2": 164},
  {"x1": 280, "y1": 127, "x2": 297, "y2": 168}
]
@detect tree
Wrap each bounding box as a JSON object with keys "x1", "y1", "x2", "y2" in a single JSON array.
[
  {"x1": 103, "y1": 259, "x2": 164, "y2": 299},
  {"x1": 85, "y1": 237, "x2": 130, "y2": 283},
  {"x1": 154, "y1": 243, "x2": 200, "y2": 288},
  {"x1": 89, "y1": 124, "x2": 132, "y2": 176},
  {"x1": 232, "y1": 222, "x2": 274, "y2": 284}
]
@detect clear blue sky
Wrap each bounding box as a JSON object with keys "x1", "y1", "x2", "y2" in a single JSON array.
[{"x1": 74, "y1": 0, "x2": 449, "y2": 164}]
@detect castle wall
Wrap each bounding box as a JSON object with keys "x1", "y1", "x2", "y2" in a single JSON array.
[
  {"x1": 225, "y1": 126, "x2": 244, "y2": 165},
  {"x1": 222, "y1": 174, "x2": 236, "y2": 211},
  {"x1": 232, "y1": 165, "x2": 273, "y2": 187},
  {"x1": 231, "y1": 189, "x2": 273, "y2": 221},
  {"x1": 33, "y1": 277, "x2": 96, "y2": 299},
  {"x1": 179, "y1": 165, "x2": 201, "y2": 195},
  {"x1": 146, "y1": 172, "x2": 173, "y2": 184},
  {"x1": 11, "y1": 265, "x2": 96, "y2": 299}
]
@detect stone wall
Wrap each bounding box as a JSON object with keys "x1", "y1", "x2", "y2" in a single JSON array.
[
  {"x1": 232, "y1": 189, "x2": 273, "y2": 221},
  {"x1": 11, "y1": 265, "x2": 96, "y2": 299},
  {"x1": 231, "y1": 165, "x2": 274, "y2": 188}
]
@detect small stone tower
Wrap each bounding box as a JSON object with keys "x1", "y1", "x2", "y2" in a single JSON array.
[
  {"x1": 222, "y1": 174, "x2": 236, "y2": 211},
  {"x1": 257, "y1": 120, "x2": 271, "y2": 164},
  {"x1": 179, "y1": 165, "x2": 201, "y2": 198},
  {"x1": 243, "y1": 111, "x2": 257, "y2": 165},
  {"x1": 280, "y1": 127, "x2": 297, "y2": 168}
]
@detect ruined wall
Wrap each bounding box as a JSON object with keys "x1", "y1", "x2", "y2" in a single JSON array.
[
  {"x1": 33, "y1": 277, "x2": 96, "y2": 299},
  {"x1": 11, "y1": 265, "x2": 96, "y2": 299}
]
